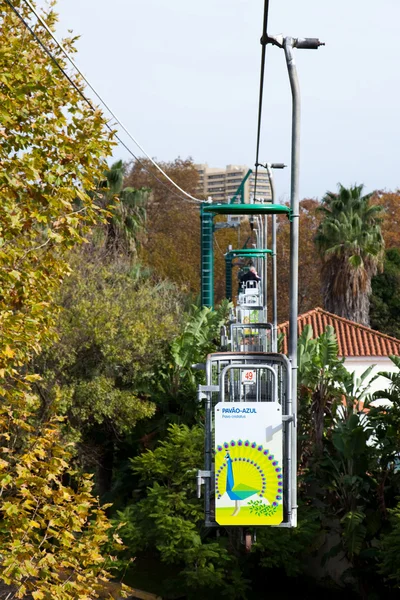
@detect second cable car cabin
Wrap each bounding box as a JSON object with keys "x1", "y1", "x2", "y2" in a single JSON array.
[{"x1": 223, "y1": 279, "x2": 273, "y2": 353}]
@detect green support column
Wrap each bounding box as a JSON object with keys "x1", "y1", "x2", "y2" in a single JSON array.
[
  {"x1": 225, "y1": 255, "x2": 233, "y2": 301},
  {"x1": 230, "y1": 169, "x2": 252, "y2": 204},
  {"x1": 200, "y1": 205, "x2": 214, "y2": 308}
]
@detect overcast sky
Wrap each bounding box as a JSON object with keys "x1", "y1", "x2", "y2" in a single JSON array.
[{"x1": 36, "y1": 0, "x2": 400, "y2": 202}]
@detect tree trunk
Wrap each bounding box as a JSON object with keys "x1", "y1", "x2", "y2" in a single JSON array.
[{"x1": 322, "y1": 263, "x2": 372, "y2": 326}]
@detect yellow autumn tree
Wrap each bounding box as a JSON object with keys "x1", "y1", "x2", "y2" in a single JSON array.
[{"x1": 0, "y1": 1, "x2": 130, "y2": 597}]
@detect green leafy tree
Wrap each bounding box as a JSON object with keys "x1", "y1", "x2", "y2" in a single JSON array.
[
  {"x1": 317, "y1": 407, "x2": 383, "y2": 595},
  {"x1": 370, "y1": 248, "x2": 400, "y2": 338},
  {"x1": 253, "y1": 504, "x2": 323, "y2": 578},
  {"x1": 370, "y1": 355, "x2": 400, "y2": 482},
  {"x1": 37, "y1": 254, "x2": 184, "y2": 496},
  {"x1": 315, "y1": 184, "x2": 384, "y2": 325},
  {"x1": 369, "y1": 357, "x2": 400, "y2": 590},
  {"x1": 297, "y1": 327, "x2": 396, "y2": 595},
  {"x1": 154, "y1": 301, "x2": 231, "y2": 426},
  {"x1": 379, "y1": 503, "x2": 400, "y2": 589},
  {"x1": 311, "y1": 368, "x2": 393, "y2": 595},
  {"x1": 108, "y1": 301, "x2": 230, "y2": 510},
  {"x1": 117, "y1": 424, "x2": 248, "y2": 600}
]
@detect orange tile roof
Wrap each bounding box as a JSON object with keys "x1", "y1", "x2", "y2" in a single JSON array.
[{"x1": 278, "y1": 307, "x2": 400, "y2": 357}]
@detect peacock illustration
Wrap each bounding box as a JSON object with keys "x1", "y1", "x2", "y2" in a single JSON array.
[
  {"x1": 215, "y1": 440, "x2": 282, "y2": 517},
  {"x1": 225, "y1": 451, "x2": 259, "y2": 516}
]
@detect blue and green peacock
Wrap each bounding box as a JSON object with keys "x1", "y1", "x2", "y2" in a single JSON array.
[{"x1": 215, "y1": 440, "x2": 283, "y2": 516}]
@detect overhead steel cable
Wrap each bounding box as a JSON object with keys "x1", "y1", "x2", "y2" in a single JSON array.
[
  {"x1": 253, "y1": 0, "x2": 270, "y2": 202},
  {"x1": 3, "y1": 0, "x2": 203, "y2": 205}
]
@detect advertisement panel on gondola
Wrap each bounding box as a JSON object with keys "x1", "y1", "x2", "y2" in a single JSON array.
[{"x1": 214, "y1": 402, "x2": 283, "y2": 526}]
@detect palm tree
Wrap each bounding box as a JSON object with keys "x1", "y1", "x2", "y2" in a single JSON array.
[
  {"x1": 315, "y1": 184, "x2": 384, "y2": 326},
  {"x1": 101, "y1": 160, "x2": 148, "y2": 256}
]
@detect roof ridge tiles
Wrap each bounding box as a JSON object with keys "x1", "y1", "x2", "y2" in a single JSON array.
[
  {"x1": 278, "y1": 306, "x2": 400, "y2": 357},
  {"x1": 279, "y1": 306, "x2": 400, "y2": 345}
]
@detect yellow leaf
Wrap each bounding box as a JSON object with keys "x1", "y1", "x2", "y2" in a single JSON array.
[
  {"x1": 29, "y1": 520, "x2": 41, "y2": 528},
  {"x1": 24, "y1": 374, "x2": 42, "y2": 382}
]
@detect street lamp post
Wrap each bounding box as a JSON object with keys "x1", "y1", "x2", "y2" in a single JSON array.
[{"x1": 267, "y1": 34, "x2": 324, "y2": 527}]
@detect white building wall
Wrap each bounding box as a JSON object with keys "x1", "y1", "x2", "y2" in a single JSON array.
[{"x1": 343, "y1": 356, "x2": 397, "y2": 404}]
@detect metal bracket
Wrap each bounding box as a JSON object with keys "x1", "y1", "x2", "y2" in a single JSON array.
[
  {"x1": 197, "y1": 469, "x2": 211, "y2": 478},
  {"x1": 198, "y1": 385, "x2": 220, "y2": 393},
  {"x1": 266, "y1": 33, "x2": 284, "y2": 48},
  {"x1": 282, "y1": 414, "x2": 295, "y2": 424},
  {"x1": 198, "y1": 384, "x2": 220, "y2": 402},
  {"x1": 205, "y1": 520, "x2": 219, "y2": 528},
  {"x1": 192, "y1": 363, "x2": 206, "y2": 371},
  {"x1": 214, "y1": 222, "x2": 240, "y2": 230},
  {"x1": 197, "y1": 469, "x2": 212, "y2": 498}
]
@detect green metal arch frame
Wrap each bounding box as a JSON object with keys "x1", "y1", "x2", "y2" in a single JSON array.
[
  {"x1": 231, "y1": 255, "x2": 267, "y2": 260},
  {"x1": 202, "y1": 202, "x2": 291, "y2": 217},
  {"x1": 229, "y1": 169, "x2": 252, "y2": 204},
  {"x1": 226, "y1": 248, "x2": 272, "y2": 257}
]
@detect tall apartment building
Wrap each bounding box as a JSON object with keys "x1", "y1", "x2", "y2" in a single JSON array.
[{"x1": 196, "y1": 164, "x2": 272, "y2": 203}]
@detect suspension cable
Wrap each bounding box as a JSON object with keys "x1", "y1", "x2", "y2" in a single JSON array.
[
  {"x1": 3, "y1": 0, "x2": 203, "y2": 204},
  {"x1": 253, "y1": 0, "x2": 270, "y2": 202}
]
